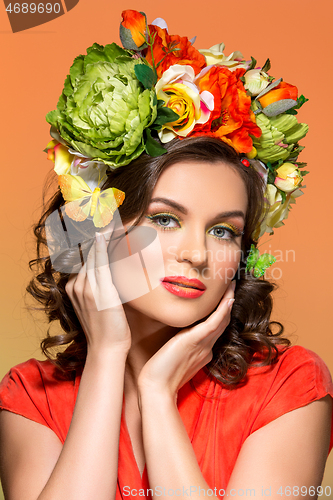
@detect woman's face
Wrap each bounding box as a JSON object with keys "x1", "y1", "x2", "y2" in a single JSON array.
[{"x1": 109, "y1": 160, "x2": 248, "y2": 328}]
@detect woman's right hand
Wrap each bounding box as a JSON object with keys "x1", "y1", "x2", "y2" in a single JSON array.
[{"x1": 65, "y1": 229, "x2": 132, "y2": 355}]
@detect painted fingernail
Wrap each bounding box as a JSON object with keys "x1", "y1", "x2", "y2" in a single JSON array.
[{"x1": 228, "y1": 298, "x2": 235, "y2": 309}]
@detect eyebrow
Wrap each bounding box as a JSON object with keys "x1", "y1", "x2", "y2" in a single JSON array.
[{"x1": 149, "y1": 197, "x2": 245, "y2": 221}]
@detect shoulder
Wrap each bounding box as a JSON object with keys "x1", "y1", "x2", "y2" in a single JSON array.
[
  {"x1": 0, "y1": 358, "x2": 75, "y2": 398},
  {"x1": 0, "y1": 359, "x2": 80, "y2": 443},
  {"x1": 1, "y1": 358, "x2": 60, "y2": 383},
  {"x1": 249, "y1": 344, "x2": 333, "y2": 390},
  {"x1": 272, "y1": 344, "x2": 331, "y2": 372},
  {"x1": 245, "y1": 345, "x2": 333, "y2": 439}
]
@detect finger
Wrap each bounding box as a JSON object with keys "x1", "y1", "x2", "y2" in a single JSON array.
[
  {"x1": 94, "y1": 232, "x2": 114, "y2": 289},
  {"x1": 206, "y1": 297, "x2": 233, "y2": 333},
  {"x1": 223, "y1": 280, "x2": 236, "y2": 300},
  {"x1": 189, "y1": 284, "x2": 235, "y2": 344},
  {"x1": 86, "y1": 238, "x2": 97, "y2": 290},
  {"x1": 67, "y1": 259, "x2": 87, "y2": 288},
  {"x1": 208, "y1": 323, "x2": 226, "y2": 346},
  {"x1": 93, "y1": 232, "x2": 122, "y2": 311},
  {"x1": 65, "y1": 262, "x2": 87, "y2": 302},
  {"x1": 99, "y1": 219, "x2": 115, "y2": 246},
  {"x1": 209, "y1": 281, "x2": 235, "y2": 319},
  {"x1": 95, "y1": 232, "x2": 110, "y2": 269}
]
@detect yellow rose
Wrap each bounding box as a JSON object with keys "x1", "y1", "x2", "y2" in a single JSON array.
[
  {"x1": 274, "y1": 162, "x2": 303, "y2": 193},
  {"x1": 155, "y1": 65, "x2": 214, "y2": 143}
]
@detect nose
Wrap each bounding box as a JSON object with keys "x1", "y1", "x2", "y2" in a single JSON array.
[{"x1": 175, "y1": 226, "x2": 208, "y2": 267}]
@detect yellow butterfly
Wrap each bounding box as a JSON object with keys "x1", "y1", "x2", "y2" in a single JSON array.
[{"x1": 58, "y1": 174, "x2": 125, "y2": 228}]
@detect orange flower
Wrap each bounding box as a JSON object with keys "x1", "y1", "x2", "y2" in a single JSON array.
[
  {"x1": 121, "y1": 10, "x2": 146, "y2": 49},
  {"x1": 145, "y1": 25, "x2": 206, "y2": 78},
  {"x1": 190, "y1": 67, "x2": 261, "y2": 153},
  {"x1": 258, "y1": 82, "x2": 298, "y2": 109}
]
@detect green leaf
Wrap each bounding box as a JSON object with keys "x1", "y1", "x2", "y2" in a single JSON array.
[
  {"x1": 285, "y1": 94, "x2": 309, "y2": 115},
  {"x1": 296, "y1": 162, "x2": 307, "y2": 168},
  {"x1": 134, "y1": 64, "x2": 157, "y2": 89},
  {"x1": 69, "y1": 55, "x2": 84, "y2": 86},
  {"x1": 262, "y1": 58, "x2": 271, "y2": 73},
  {"x1": 119, "y1": 25, "x2": 148, "y2": 51},
  {"x1": 154, "y1": 106, "x2": 180, "y2": 127},
  {"x1": 246, "y1": 245, "x2": 276, "y2": 277},
  {"x1": 253, "y1": 253, "x2": 276, "y2": 277},
  {"x1": 245, "y1": 244, "x2": 259, "y2": 272},
  {"x1": 157, "y1": 99, "x2": 165, "y2": 109},
  {"x1": 144, "y1": 129, "x2": 167, "y2": 157},
  {"x1": 248, "y1": 56, "x2": 257, "y2": 71},
  {"x1": 295, "y1": 95, "x2": 309, "y2": 109},
  {"x1": 46, "y1": 110, "x2": 60, "y2": 126},
  {"x1": 267, "y1": 170, "x2": 276, "y2": 185},
  {"x1": 266, "y1": 162, "x2": 275, "y2": 173},
  {"x1": 280, "y1": 190, "x2": 287, "y2": 204},
  {"x1": 63, "y1": 74, "x2": 73, "y2": 97},
  {"x1": 262, "y1": 99, "x2": 298, "y2": 117}
]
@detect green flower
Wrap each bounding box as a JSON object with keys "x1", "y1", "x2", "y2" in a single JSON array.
[
  {"x1": 251, "y1": 103, "x2": 308, "y2": 164},
  {"x1": 46, "y1": 43, "x2": 157, "y2": 168}
]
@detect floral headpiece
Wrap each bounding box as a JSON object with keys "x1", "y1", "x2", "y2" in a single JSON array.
[{"x1": 45, "y1": 9, "x2": 309, "y2": 273}]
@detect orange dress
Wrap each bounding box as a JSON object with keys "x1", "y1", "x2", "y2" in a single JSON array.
[{"x1": 1, "y1": 345, "x2": 333, "y2": 498}]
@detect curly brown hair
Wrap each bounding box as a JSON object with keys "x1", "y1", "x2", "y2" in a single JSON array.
[{"x1": 27, "y1": 136, "x2": 290, "y2": 384}]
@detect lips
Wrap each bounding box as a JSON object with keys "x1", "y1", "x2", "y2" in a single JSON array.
[
  {"x1": 160, "y1": 276, "x2": 206, "y2": 299},
  {"x1": 162, "y1": 276, "x2": 206, "y2": 290}
]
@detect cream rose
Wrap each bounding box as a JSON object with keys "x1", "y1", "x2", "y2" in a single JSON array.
[
  {"x1": 198, "y1": 43, "x2": 249, "y2": 70},
  {"x1": 274, "y1": 162, "x2": 303, "y2": 193},
  {"x1": 259, "y1": 184, "x2": 303, "y2": 236},
  {"x1": 244, "y1": 69, "x2": 270, "y2": 96}
]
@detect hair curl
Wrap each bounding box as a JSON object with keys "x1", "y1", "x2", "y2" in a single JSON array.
[{"x1": 27, "y1": 136, "x2": 290, "y2": 384}]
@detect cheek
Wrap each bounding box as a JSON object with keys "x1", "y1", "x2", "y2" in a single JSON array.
[
  {"x1": 208, "y1": 245, "x2": 241, "y2": 285},
  {"x1": 107, "y1": 226, "x2": 166, "y2": 304}
]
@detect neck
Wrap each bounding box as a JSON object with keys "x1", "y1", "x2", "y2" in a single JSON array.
[{"x1": 123, "y1": 303, "x2": 179, "y2": 390}]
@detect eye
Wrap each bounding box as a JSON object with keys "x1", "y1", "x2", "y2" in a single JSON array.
[
  {"x1": 207, "y1": 223, "x2": 243, "y2": 241},
  {"x1": 145, "y1": 213, "x2": 181, "y2": 230}
]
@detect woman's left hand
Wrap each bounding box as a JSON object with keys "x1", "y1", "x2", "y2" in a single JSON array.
[{"x1": 137, "y1": 281, "x2": 235, "y2": 400}]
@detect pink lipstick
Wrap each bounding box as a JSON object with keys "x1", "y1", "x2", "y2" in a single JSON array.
[{"x1": 161, "y1": 276, "x2": 206, "y2": 299}]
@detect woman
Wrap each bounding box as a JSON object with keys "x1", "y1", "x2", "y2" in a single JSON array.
[{"x1": 0, "y1": 10, "x2": 332, "y2": 500}]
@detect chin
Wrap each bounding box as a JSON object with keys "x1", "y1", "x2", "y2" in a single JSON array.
[
  {"x1": 122, "y1": 280, "x2": 225, "y2": 331},
  {"x1": 129, "y1": 295, "x2": 217, "y2": 329}
]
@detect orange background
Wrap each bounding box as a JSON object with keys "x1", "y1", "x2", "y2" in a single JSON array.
[{"x1": 0, "y1": 0, "x2": 332, "y2": 492}]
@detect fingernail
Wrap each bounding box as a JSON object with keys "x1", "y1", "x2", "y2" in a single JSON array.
[
  {"x1": 231, "y1": 281, "x2": 236, "y2": 292},
  {"x1": 228, "y1": 298, "x2": 235, "y2": 309},
  {"x1": 95, "y1": 232, "x2": 101, "y2": 242}
]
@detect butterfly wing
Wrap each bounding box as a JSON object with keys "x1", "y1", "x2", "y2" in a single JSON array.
[
  {"x1": 93, "y1": 188, "x2": 125, "y2": 228},
  {"x1": 253, "y1": 253, "x2": 276, "y2": 278},
  {"x1": 58, "y1": 174, "x2": 92, "y2": 202},
  {"x1": 59, "y1": 174, "x2": 93, "y2": 222},
  {"x1": 64, "y1": 196, "x2": 93, "y2": 222}
]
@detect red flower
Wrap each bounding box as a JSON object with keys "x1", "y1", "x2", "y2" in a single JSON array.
[
  {"x1": 145, "y1": 25, "x2": 206, "y2": 78},
  {"x1": 189, "y1": 67, "x2": 261, "y2": 153},
  {"x1": 121, "y1": 10, "x2": 146, "y2": 48},
  {"x1": 258, "y1": 82, "x2": 298, "y2": 109}
]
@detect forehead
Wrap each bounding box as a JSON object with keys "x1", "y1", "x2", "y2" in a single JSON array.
[{"x1": 151, "y1": 161, "x2": 248, "y2": 215}]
